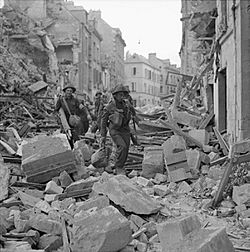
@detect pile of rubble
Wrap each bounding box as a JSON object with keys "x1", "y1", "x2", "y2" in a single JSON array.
[
  {"x1": 1, "y1": 2, "x2": 250, "y2": 252},
  {"x1": 0, "y1": 103, "x2": 250, "y2": 252},
  {"x1": 0, "y1": 5, "x2": 59, "y2": 131}
]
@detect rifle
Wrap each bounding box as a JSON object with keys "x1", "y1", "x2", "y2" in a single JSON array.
[
  {"x1": 58, "y1": 107, "x2": 72, "y2": 141},
  {"x1": 130, "y1": 116, "x2": 140, "y2": 146}
]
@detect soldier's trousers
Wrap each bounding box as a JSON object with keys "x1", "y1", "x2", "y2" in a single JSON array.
[{"x1": 110, "y1": 132, "x2": 130, "y2": 170}]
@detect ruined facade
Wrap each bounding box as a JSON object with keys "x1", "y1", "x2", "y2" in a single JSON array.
[
  {"x1": 180, "y1": 0, "x2": 216, "y2": 125},
  {"x1": 215, "y1": 0, "x2": 250, "y2": 141},
  {"x1": 2, "y1": 0, "x2": 123, "y2": 99},
  {"x1": 88, "y1": 10, "x2": 126, "y2": 90},
  {"x1": 181, "y1": 0, "x2": 250, "y2": 142}
]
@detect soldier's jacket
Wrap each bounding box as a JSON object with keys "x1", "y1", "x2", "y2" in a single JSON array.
[
  {"x1": 55, "y1": 96, "x2": 80, "y2": 121},
  {"x1": 101, "y1": 99, "x2": 133, "y2": 137}
]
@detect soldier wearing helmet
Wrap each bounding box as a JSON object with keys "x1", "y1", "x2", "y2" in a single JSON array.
[{"x1": 100, "y1": 84, "x2": 133, "y2": 175}]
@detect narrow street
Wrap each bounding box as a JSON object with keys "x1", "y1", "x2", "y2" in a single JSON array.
[{"x1": 0, "y1": 1, "x2": 250, "y2": 252}]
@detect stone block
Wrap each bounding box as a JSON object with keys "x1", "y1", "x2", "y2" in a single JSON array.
[
  {"x1": 65, "y1": 176, "x2": 99, "y2": 193},
  {"x1": 142, "y1": 146, "x2": 164, "y2": 179},
  {"x1": 154, "y1": 173, "x2": 168, "y2": 184},
  {"x1": 232, "y1": 184, "x2": 250, "y2": 206},
  {"x1": 235, "y1": 204, "x2": 247, "y2": 214},
  {"x1": 93, "y1": 174, "x2": 161, "y2": 215},
  {"x1": 168, "y1": 168, "x2": 191, "y2": 183},
  {"x1": 134, "y1": 176, "x2": 153, "y2": 187},
  {"x1": 186, "y1": 149, "x2": 201, "y2": 174},
  {"x1": 177, "y1": 181, "x2": 192, "y2": 194},
  {"x1": 28, "y1": 214, "x2": 62, "y2": 235},
  {"x1": 174, "y1": 227, "x2": 235, "y2": 252},
  {"x1": 45, "y1": 181, "x2": 63, "y2": 195},
  {"x1": 166, "y1": 161, "x2": 190, "y2": 172},
  {"x1": 74, "y1": 139, "x2": 92, "y2": 161},
  {"x1": 154, "y1": 185, "x2": 170, "y2": 196},
  {"x1": 58, "y1": 170, "x2": 73, "y2": 188},
  {"x1": 70, "y1": 205, "x2": 132, "y2": 252},
  {"x1": 188, "y1": 129, "x2": 209, "y2": 145},
  {"x1": 156, "y1": 214, "x2": 201, "y2": 247},
  {"x1": 162, "y1": 135, "x2": 186, "y2": 156},
  {"x1": 51, "y1": 198, "x2": 75, "y2": 211},
  {"x1": 37, "y1": 234, "x2": 62, "y2": 252},
  {"x1": 21, "y1": 134, "x2": 76, "y2": 183},
  {"x1": 165, "y1": 151, "x2": 187, "y2": 166},
  {"x1": 74, "y1": 195, "x2": 110, "y2": 214},
  {"x1": 12, "y1": 210, "x2": 29, "y2": 233},
  {"x1": 35, "y1": 200, "x2": 52, "y2": 213}
]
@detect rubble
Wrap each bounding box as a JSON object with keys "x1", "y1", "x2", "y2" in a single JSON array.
[
  {"x1": 0, "y1": 2, "x2": 250, "y2": 252},
  {"x1": 92, "y1": 174, "x2": 161, "y2": 215}
]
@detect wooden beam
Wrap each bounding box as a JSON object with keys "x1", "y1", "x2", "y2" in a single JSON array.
[
  {"x1": 159, "y1": 119, "x2": 204, "y2": 149},
  {"x1": 212, "y1": 159, "x2": 233, "y2": 208},
  {"x1": 213, "y1": 127, "x2": 229, "y2": 156}
]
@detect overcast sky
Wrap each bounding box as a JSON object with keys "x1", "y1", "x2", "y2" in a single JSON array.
[{"x1": 74, "y1": 0, "x2": 182, "y2": 66}]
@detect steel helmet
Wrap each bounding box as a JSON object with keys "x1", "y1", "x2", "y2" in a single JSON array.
[
  {"x1": 63, "y1": 84, "x2": 76, "y2": 93},
  {"x1": 112, "y1": 84, "x2": 126, "y2": 95}
]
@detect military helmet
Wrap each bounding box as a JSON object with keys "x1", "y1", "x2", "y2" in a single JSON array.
[
  {"x1": 63, "y1": 84, "x2": 76, "y2": 93},
  {"x1": 112, "y1": 84, "x2": 126, "y2": 95}
]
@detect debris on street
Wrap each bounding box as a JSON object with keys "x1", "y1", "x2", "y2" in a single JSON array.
[{"x1": 1, "y1": 1, "x2": 250, "y2": 252}]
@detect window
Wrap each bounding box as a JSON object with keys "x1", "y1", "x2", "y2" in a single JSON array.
[
  {"x1": 144, "y1": 83, "x2": 147, "y2": 93},
  {"x1": 131, "y1": 82, "x2": 136, "y2": 92},
  {"x1": 133, "y1": 67, "x2": 136, "y2": 75},
  {"x1": 160, "y1": 86, "x2": 163, "y2": 94},
  {"x1": 148, "y1": 70, "x2": 151, "y2": 80}
]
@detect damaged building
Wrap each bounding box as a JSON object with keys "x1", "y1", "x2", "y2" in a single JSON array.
[
  {"x1": 1, "y1": 0, "x2": 126, "y2": 99},
  {"x1": 180, "y1": 0, "x2": 250, "y2": 142},
  {"x1": 1, "y1": 1, "x2": 250, "y2": 252}
]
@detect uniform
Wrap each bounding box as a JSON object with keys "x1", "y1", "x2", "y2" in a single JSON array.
[{"x1": 100, "y1": 85, "x2": 132, "y2": 174}]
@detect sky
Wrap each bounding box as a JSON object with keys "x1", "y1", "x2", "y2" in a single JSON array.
[
  {"x1": 74, "y1": 0, "x2": 182, "y2": 66},
  {"x1": 0, "y1": 0, "x2": 182, "y2": 66}
]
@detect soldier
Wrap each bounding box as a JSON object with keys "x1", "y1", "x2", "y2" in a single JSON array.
[
  {"x1": 100, "y1": 84, "x2": 133, "y2": 175},
  {"x1": 54, "y1": 85, "x2": 83, "y2": 146}
]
